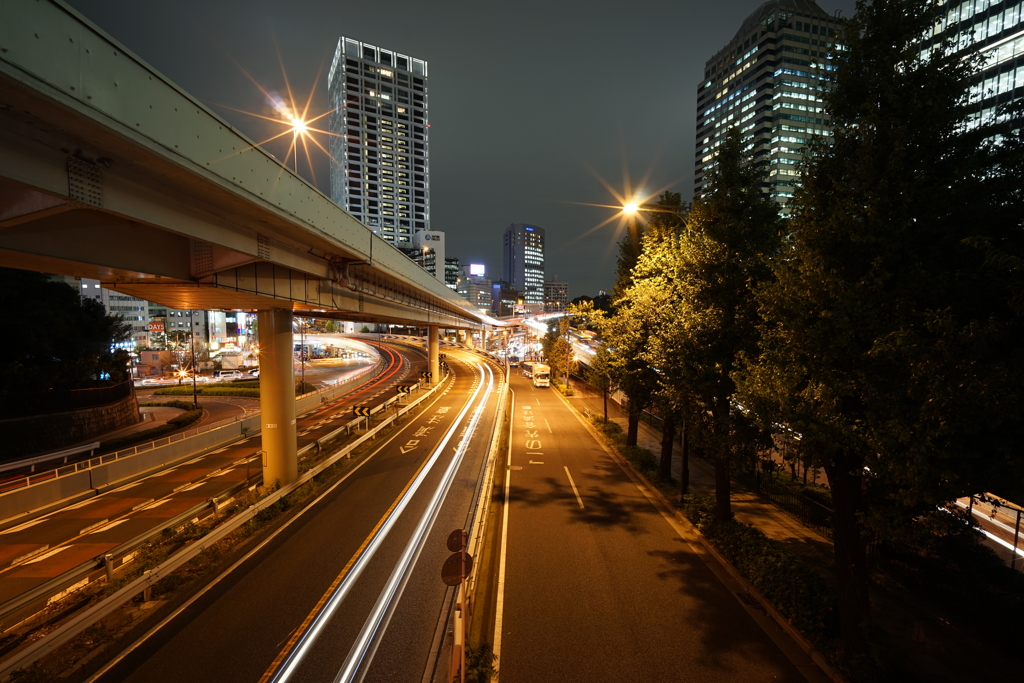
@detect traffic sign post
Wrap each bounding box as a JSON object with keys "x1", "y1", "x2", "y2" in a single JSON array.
[{"x1": 442, "y1": 529, "x2": 471, "y2": 683}]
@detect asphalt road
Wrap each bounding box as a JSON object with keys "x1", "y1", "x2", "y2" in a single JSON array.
[
  {"x1": 496, "y1": 372, "x2": 805, "y2": 683},
  {"x1": 92, "y1": 349, "x2": 503, "y2": 683},
  {"x1": 0, "y1": 343, "x2": 421, "y2": 607}
]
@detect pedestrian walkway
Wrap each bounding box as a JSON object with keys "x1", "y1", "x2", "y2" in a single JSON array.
[{"x1": 562, "y1": 378, "x2": 1017, "y2": 683}]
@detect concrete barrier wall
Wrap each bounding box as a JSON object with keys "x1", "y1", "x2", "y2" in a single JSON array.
[
  {"x1": 0, "y1": 471, "x2": 94, "y2": 522},
  {"x1": 0, "y1": 366, "x2": 375, "y2": 523}
]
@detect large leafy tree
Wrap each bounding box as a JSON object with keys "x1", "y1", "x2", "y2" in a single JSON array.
[
  {"x1": 628, "y1": 131, "x2": 781, "y2": 521},
  {"x1": 0, "y1": 269, "x2": 132, "y2": 395},
  {"x1": 736, "y1": 0, "x2": 1024, "y2": 665}
]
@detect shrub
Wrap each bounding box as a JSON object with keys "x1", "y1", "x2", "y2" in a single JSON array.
[{"x1": 680, "y1": 494, "x2": 838, "y2": 644}]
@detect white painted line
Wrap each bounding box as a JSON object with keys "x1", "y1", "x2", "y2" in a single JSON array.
[
  {"x1": 210, "y1": 447, "x2": 230, "y2": 454},
  {"x1": 545, "y1": 419, "x2": 552, "y2": 434},
  {"x1": 564, "y1": 466, "x2": 585, "y2": 509},
  {"x1": 1, "y1": 517, "x2": 48, "y2": 534},
  {"x1": 493, "y1": 388, "x2": 515, "y2": 661},
  {"x1": 25, "y1": 546, "x2": 71, "y2": 564},
  {"x1": 136, "y1": 499, "x2": 169, "y2": 511},
  {"x1": 64, "y1": 498, "x2": 97, "y2": 511},
  {"x1": 110, "y1": 482, "x2": 143, "y2": 493},
  {"x1": 183, "y1": 456, "x2": 204, "y2": 465},
  {"x1": 87, "y1": 519, "x2": 128, "y2": 534}
]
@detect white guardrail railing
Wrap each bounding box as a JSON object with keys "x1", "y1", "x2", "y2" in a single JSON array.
[{"x1": 0, "y1": 366, "x2": 450, "y2": 681}]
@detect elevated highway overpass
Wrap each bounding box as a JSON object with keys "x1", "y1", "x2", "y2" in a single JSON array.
[{"x1": 0, "y1": 0, "x2": 499, "y2": 487}]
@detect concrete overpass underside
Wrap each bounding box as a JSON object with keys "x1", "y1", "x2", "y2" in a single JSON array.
[{"x1": 0, "y1": 0, "x2": 500, "y2": 486}]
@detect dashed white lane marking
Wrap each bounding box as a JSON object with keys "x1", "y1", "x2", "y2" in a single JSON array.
[
  {"x1": 1, "y1": 517, "x2": 48, "y2": 534},
  {"x1": 564, "y1": 466, "x2": 585, "y2": 509},
  {"x1": 87, "y1": 519, "x2": 129, "y2": 534},
  {"x1": 545, "y1": 419, "x2": 552, "y2": 434},
  {"x1": 25, "y1": 546, "x2": 72, "y2": 563}
]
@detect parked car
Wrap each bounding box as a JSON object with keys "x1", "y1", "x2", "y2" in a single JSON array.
[{"x1": 250, "y1": 368, "x2": 260, "y2": 377}]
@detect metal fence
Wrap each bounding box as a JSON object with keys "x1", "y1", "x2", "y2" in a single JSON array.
[
  {"x1": 739, "y1": 470, "x2": 835, "y2": 539},
  {"x1": 0, "y1": 381, "x2": 133, "y2": 419}
]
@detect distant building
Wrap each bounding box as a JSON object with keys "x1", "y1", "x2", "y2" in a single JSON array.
[
  {"x1": 444, "y1": 256, "x2": 460, "y2": 290},
  {"x1": 502, "y1": 223, "x2": 545, "y2": 306},
  {"x1": 544, "y1": 279, "x2": 569, "y2": 313},
  {"x1": 695, "y1": 1, "x2": 841, "y2": 208},
  {"x1": 64, "y1": 276, "x2": 149, "y2": 347},
  {"x1": 491, "y1": 280, "x2": 519, "y2": 318},
  {"x1": 456, "y1": 265, "x2": 492, "y2": 315},
  {"x1": 403, "y1": 229, "x2": 446, "y2": 283},
  {"x1": 328, "y1": 37, "x2": 429, "y2": 246}
]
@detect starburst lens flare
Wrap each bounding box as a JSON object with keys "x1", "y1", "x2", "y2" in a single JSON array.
[{"x1": 623, "y1": 202, "x2": 639, "y2": 214}]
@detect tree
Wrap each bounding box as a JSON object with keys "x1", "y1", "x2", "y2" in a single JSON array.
[
  {"x1": 735, "y1": 0, "x2": 1024, "y2": 666},
  {"x1": 0, "y1": 269, "x2": 132, "y2": 395},
  {"x1": 627, "y1": 132, "x2": 781, "y2": 521}
]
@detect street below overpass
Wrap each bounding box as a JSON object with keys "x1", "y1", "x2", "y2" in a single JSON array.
[
  {"x1": 90, "y1": 349, "x2": 504, "y2": 683},
  {"x1": 494, "y1": 372, "x2": 816, "y2": 682}
]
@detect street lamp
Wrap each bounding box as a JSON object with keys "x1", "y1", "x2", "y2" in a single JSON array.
[{"x1": 189, "y1": 309, "x2": 199, "y2": 410}]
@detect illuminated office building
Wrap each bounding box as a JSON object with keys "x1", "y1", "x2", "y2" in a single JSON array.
[
  {"x1": 694, "y1": 1, "x2": 842, "y2": 206},
  {"x1": 502, "y1": 224, "x2": 545, "y2": 306}
]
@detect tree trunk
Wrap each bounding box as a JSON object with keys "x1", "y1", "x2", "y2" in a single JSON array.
[
  {"x1": 680, "y1": 418, "x2": 690, "y2": 496},
  {"x1": 626, "y1": 402, "x2": 640, "y2": 446},
  {"x1": 602, "y1": 384, "x2": 608, "y2": 422},
  {"x1": 659, "y1": 411, "x2": 675, "y2": 481},
  {"x1": 823, "y1": 452, "x2": 871, "y2": 665}
]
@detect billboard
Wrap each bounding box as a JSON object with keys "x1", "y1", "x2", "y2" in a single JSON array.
[
  {"x1": 148, "y1": 321, "x2": 165, "y2": 332},
  {"x1": 469, "y1": 263, "x2": 486, "y2": 277}
]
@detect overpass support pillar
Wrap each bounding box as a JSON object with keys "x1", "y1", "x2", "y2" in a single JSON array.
[
  {"x1": 258, "y1": 308, "x2": 298, "y2": 488},
  {"x1": 428, "y1": 325, "x2": 440, "y2": 384},
  {"x1": 465, "y1": 329, "x2": 475, "y2": 350}
]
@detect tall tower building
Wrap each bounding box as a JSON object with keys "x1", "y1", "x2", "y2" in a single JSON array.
[
  {"x1": 502, "y1": 224, "x2": 545, "y2": 306},
  {"x1": 695, "y1": 1, "x2": 842, "y2": 207},
  {"x1": 328, "y1": 37, "x2": 429, "y2": 246}
]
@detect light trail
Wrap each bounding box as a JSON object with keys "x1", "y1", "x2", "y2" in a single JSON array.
[
  {"x1": 270, "y1": 360, "x2": 490, "y2": 683},
  {"x1": 335, "y1": 361, "x2": 495, "y2": 683}
]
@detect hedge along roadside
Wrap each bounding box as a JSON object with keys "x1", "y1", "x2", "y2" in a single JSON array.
[{"x1": 0, "y1": 364, "x2": 452, "y2": 681}]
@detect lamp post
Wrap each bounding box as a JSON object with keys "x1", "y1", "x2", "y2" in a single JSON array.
[{"x1": 189, "y1": 309, "x2": 199, "y2": 410}]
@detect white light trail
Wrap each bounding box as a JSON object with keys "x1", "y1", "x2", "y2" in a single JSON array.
[
  {"x1": 271, "y1": 362, "x2": 489, "y2": 683},
  {"x1": 335, "y1": 362, "x2": 495, "y2": 683}
]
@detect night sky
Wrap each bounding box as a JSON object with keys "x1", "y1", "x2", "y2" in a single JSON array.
[{"x1": 66, "y1": 0, "x2": 856, "y2": 298}]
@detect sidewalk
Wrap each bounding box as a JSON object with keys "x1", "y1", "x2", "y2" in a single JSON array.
[{"x1": 563, "y1": 379, "x2": 1017, "y2": 683}]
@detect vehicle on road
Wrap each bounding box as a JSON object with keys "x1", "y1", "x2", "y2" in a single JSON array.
[
  {"x1": 508, "y1": 356, "x2": 520, "y2": 368},
  {"x1": 250, "y1": 368, "x2": 260, "y2": 377},
  {"x1": 532, "y1": 363, "x2": 551, "y2": 388},
  {"x1": 214, "y1": 370, "x2": 243, "y2": 381},
  {"x1": 521, "y1": 361, "x2": 534, "y2": 379}
]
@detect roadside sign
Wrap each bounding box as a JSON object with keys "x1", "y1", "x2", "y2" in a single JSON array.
[
  {"x1": 354, "y1": 406, "x2": 371, "y2": 417},
  {"x1": 441, "y1": 551, "x2": 474, "y2": 587},
  {"x1": 447, "y1": 528, "x2": 467, "y2": 552}
]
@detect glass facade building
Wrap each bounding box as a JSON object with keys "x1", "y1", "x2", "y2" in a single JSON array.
[
  {"x1": 923, "y1": 0, "x2": 1024, "y2": 129},
  {"x1": 328, "y1": 37, "x2": 429, "y2": 245},
  {"x1": 502, "y1": 224, "x2": 545, "y2": 306},
  {"x1": 694, "y1": 1, "x2": 842, "y2": 207}
]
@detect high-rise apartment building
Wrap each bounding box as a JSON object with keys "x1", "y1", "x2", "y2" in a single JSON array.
[
  {"x1": 328, "y1": 37, "x2": 429, "y2": 246},
  {"x1": 695, "y1": 1, "x2": 842, "y2": 206},
  {"x1": 502, "y1": 224, "x2": 545, "y2": 306}
]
